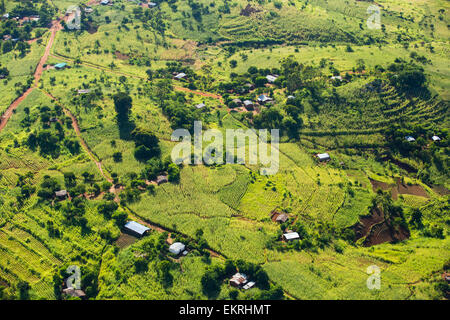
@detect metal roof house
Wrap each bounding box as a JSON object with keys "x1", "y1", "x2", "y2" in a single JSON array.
[
  {"x1": 54, "y1": 63, "x2": 68, "y2": 70},
  {"x1": 266, "y1": 75, "x2": 278, "y2": 83},
  {"x1": 432, "y1": 135, "x2": 441, "y2": 141},
  {"x1": 257, "y1": 94, "x2": 272, "y2": 104},
  {"x1": 282, "y1": 232, "x2": 300, "y2": 241},
  {"x1": 405, "y1": 136, "x2": 416, "y2": 142},
  {"x1": 174, "y1": 72, "x2": 186, "y2": 80},
  {"x1": 276, "y1": 213, "x2": 289, "y2": 223},
  {"x1": 229, "y1": 273, "x2": 248, "y2": 288},
  {"x1": 123, "y1": 221, "x2": 150, "y2": 238},
  {"x1": 195, "y1": 103, "x2": 205, "y2": 109},
  {"x1": 169, "y1": 242, "x2": 186, "y2": 255},
  {"x1": 243, "y1": 281, "x2": 255, "y2": 290},
  {"x1": 316, "y1": 153, "x2": 331, "y2": 161},
  {"x1": 330, "y1": 75, "x2": 343, "y2": 81},
  {"x1": 55, "y1": 190, "x2": 68, "y2": 199},
  {"x1": 243, "y1": 100, "x2": 254, "y2": 108},
  {"x1": 100, "y1": 0, "x2": 110, "y2": 5}
]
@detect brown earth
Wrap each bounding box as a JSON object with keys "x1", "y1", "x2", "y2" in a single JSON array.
[
  {"x1": 369, "y1": 178, "x2": 429, "y2": 200},
  {"x1": 115, "y1": 51, "x2": 129, "y2": 60},
  {"x1": 352, "y1": 207, "x2": 410, "y2": 247},
  {"x1": 240, "y1": 4, "x2": 261, "y2": 16}
]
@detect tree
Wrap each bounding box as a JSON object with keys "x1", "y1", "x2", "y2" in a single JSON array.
[
  {"x1": 168, "y1": 163, "x2": 180, "y2": 183},
  {"x1": 64, "y1": 172, "x2": 77, "y2": 188},
  {"x1": 113, "y1": 92, "x2": 132, "y2": 121}
]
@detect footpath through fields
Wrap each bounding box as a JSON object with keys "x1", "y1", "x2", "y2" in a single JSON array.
[{"x1": 0, "y1": 19, "x2": 62, "y2": 132}]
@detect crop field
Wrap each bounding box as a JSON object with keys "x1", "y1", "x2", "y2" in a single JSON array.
[{"x1": 0, "y1": 0, "x2": 448, "y2": 302}]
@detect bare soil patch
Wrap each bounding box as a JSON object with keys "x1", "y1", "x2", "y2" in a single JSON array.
[
  {"x1": 115, "y1": 51, "x2": 130, "y2": 60},
  {"x1": 240, "y1": 4, "x2": 262, "y2": 16},
  {"x1": 352, "y1": 207, "x2": 410, "y2": 247}
]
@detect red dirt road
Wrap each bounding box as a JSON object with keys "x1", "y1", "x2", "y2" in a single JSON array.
[{"x1": 0, "y1": 20, "x2": 62, "y2": 132}]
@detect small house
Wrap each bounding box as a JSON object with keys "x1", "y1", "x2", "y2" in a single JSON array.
[
  {"x1": 243, "y1": 100, "x2": 254, "y2": 109},
  {"x1": 63, "y1": 287, "x2": 86, "y2": 299},
  {"x1": 330, "y1": 75, "x2": 343, "y2": 81},
  {"x1": 77, "y1": 89, "x2": 91, "y2": 94},
  {"x1": 282, "y1": 232, "x2": 300, "y2": 241},
  {"x1": 316, "y1": 153, "x2": 331, "y2": 162},
  {"x1": 405, "y1": 136, "x2": 415, "y2": 142},
  {"x1": 229, "y1": 273, "x2": 248, "y2": 288},
  {"x1": 156, "y1": 175, "x2": 168, "y2": 185},
  {"x1": 173, "y1": 72, "x2": 186, "y2": 80},
  {"x1": 123, "y1": 221, "x2": 150, "y2": 238},
  {"x1": 275, "y1": 213, "x2": 289, "y2": 223},
  {"x1": 100, "y1": 0, "x2": 110, "y2": 5},
  {"x1": 232, "y1": 98, "x2": 242, "y2": 106},
  {"x1": 169, "y1": 242, "x2": 186, "y2": 256},
  {"x1": 195, "y1": 103, "x2": 205, "y2": 109},
  {"x1": 266, "y1": 75, "x2": 278, "y2": 83},
  {"x1": 55, "y1": 190, "x2": 68, "y2": 199},
  {"x1": 245, "y1": 83, "x2": 255, "y2": 90},
  {"x1": 432, "y1": 135, "x2": 441, "y2": 142},
  {"x1": 148, "y1": 2, "x2": 157, "y2": 8},
  {"x1": 84, "y1": 7, "x2": 94, "y2": 13},
  {"x1": 54, "y1": 63, "x2": 68, "y2": 70},
  {"x1": 257, "y1": 94, "x2": 272, "y2": 104}
]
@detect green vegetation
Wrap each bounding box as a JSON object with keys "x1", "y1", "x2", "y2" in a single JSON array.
[{"x1": 0, "y1": 0, "x2": 448, "y2": 300}]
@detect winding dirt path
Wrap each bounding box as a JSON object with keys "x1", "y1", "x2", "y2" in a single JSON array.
[{"x1": 0, "y1": 20, "x2": 62, "y2": 132}]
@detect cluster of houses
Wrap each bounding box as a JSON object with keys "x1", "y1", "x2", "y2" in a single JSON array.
[
  {"x1": 405, "y1": 135, "x2": 442, "y2": 142},
  {"x1": 122, "y1": 220, "x2": 189, "y2": 257},
  {"x1": 229, "y1": 273, "x2": 255, "y2": 290},
  {"x1": 1, "y1": 13, "x2": 40, "y2": 24}
]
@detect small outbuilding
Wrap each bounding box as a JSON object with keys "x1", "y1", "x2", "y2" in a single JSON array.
[
  {"x1": 405, "y1": 136, "x2": 416, "y2": 142},
  {"x1": 282, "y1": 232, "x2": 300, "y2": 241},
  {"x1": 54, "y1": 63, "x2": 68, "y2": 70},
  {"x1": 156, "y1": 175, "x2": 168, "y2": 185},
  {"x1": 169, "y1": 242, "x2": 186, "y2": 256},
  {"x1": 432, "y1": 135, "x2": 441, "y2": 142},
  {"x1": 243, "y1": 281, "x2": 255, "y2": 290},
  {"x1": 123, "y1": 221, "x2": 150, "y2": 238},
  {"x1": 55, "y1": 190, "x2": 68, "y2": 199},
  {"x1": 195, "y1": 103, "x2": 205, "y2": 109},
  {"x1": 174, "y1": 72, "x2": 186, "y2": 80}
]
